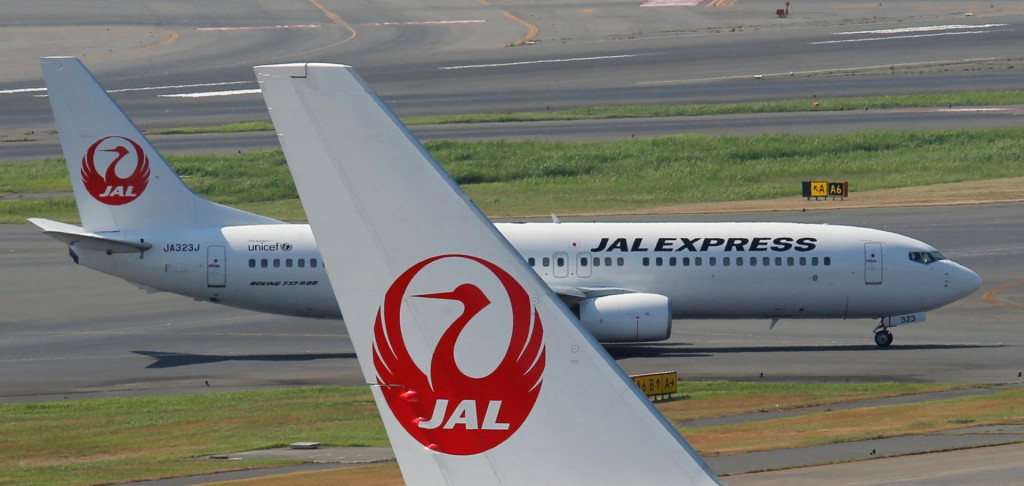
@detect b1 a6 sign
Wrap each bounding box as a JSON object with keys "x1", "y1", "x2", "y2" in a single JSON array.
[
  {"x1": 802, "y1": 181, "x2": 848, "y2": 200},
  {"x1": 631, "y1": 371, "x2": 677, "y2": 399}
]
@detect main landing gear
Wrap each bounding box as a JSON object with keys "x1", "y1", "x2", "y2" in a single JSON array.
[{"x1": 873, "y1": 321, "x2": 894, "y2": 348}]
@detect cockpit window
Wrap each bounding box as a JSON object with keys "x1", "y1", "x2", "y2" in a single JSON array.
[{"x1": 908, "y1": 251, "x2": 946, "y2": 264}]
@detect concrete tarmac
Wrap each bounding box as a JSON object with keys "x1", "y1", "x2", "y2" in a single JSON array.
[{"x1": 2, "y1": 0, "x2": 1022, "y2": 162}]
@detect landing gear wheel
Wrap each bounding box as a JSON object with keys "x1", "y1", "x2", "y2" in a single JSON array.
[{"x1": 874, "y1": 330, "x2": 894, "y2": 348}]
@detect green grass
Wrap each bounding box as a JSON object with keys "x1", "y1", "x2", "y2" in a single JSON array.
[
  {"x1": 0, "y1": 382, "x2": 1009, "y2": 485},
  {"x1": 0, "y1": 387, "x2": 386, "y2": 486},
  {"x1": 658, "y1": 381, "x2": 973, "y2": 421},
  {"x1": 445, "y1": 129, "x2": 1024, "y2": 216},
  {"x1": 149, "y1": 91, "x2": 1024, "y2": 134},
  {"x1": 405, "y1": 90, "x2": 1024, "y2": 124},
  {"x1": 3, "y1": 128, "x2": 1022, "y2": 223},
  {"x1": 0, "y1": 158, "x2": 69, "y2": 193},
  {"x1": 156, "y1": 121, "x2": 275, "y2": 135},
  {"x1": 679, "y1": 386, "x2": 1024, "y2": 455}
]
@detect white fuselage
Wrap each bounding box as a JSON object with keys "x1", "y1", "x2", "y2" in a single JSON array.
[{"x1": 69, "y1": 221, "x2": 980, "y2": 322}]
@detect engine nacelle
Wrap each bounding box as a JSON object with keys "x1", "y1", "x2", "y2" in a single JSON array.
[{"x1": 578, "y1": 293, "x2": 672, "y2": 342}]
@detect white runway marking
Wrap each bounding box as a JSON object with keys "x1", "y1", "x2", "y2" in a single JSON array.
[
  {"x1": 815, "y1": 23, "x2": 1009, "y2": 45},
  {"x1": 361, "y1": 20, "x2": 486, "y2": 27},
  {"x1": 107, "y1": 81, "x2": 251, "y2": 94},
  {"x1": 812, "y1": 29, "x2": 1009, "y2": 45},
  {"x1": 835, "y1": 24, "x2": 1007, "y2": 36},
  {"x1": 4, "y1": 81, "x2": 253, "y2": 97},
  {"x1": 440, "y1": 54, "x2": 638, "y2": 70},
  {"x1": 159, "y1": 88, "x2": 262, "y2": 99},
  {"x1": 636, "y1": 58, "x2": 1003, "y2": 86},
  {"x1": 640, "y1": 0, "x2": 706, "y2": 6},
  {"x1": 0, "y1": 87, "x2": 46, "y2": 95},
  {"x1": 196, "y1": 25, "x2": 322, "y2": 31}
]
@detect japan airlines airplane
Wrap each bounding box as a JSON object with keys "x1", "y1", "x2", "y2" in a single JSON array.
[
  {"x1": 33, "y1": 57, "x2": 981, "y2": 348},
  {"x1": 256, "y1": 61, "x2": 723, "y2": 486}
]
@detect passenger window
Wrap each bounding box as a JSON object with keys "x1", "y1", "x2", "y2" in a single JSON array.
[
  {"x1": 735, "y1": 257, "x2": 742, "y2": 266},
  {"x1": 580, "y1": 257, "x2": 588, "y2": 267},
  {"x1": 273, "y1": 259, "x2": 281, "y2": 268},
  {"x1": 261, "y1": 258, "x2": 268, "y2": 268},
  {"x1": 775, "y1": 257, "x2": 782, "y2": 266},
  {"x1": 787, "y1": 257, "x2": 795, "y2": 266},
  {"x1": 763, "y1": 257, "x2": 771, "y2": 266},
  {"x1": 617, "y1": 257, "x2": 624, "y2": 266},
  {"x1": 824, "y1": 257, "x2": 832, "y2": 266},
  {"x1": 750, "y1": 257, "x2": 757, "y2": 266},
  {"x1": 709, "y1": 257, "x2": 716, "y2": 267},
  {"x1": 593, "y1": 258, "x2": 600, "y2": 267},
  {"x1": 655, "y1": 257, "x2": 663, "y2": 266},
  {"x1": 286, "y1": 258, "x2": 293, "y2": 268},
  {"x1": 682, "y1": 257, "x2": 690, "y2": 267},
  {"x1": 723, "y1": 257, "x2": 731, "y2": 267},
  {"x1": 542, "y1": 257, "x2": 550, "y2": 267},
  {"x1": 556, "y1": 257, "x2": 565, "y2": 267},
  {"x1": 695, "y1": 257, "x2": 703, "y2": 266},
  {"x1": 311, "y1": 258, "x2": 318, "y2": 268},
  {"x1": 642, "y1": 257, "x2": 650, "y2": 266},
  {"x1": 669, "y1": 257, "x2": 676, "y2": 266},
  {"x1": 248, "y1": 258, "x2": 256, "y2": 268},
  {"x1": 528, "y1": 257, "x2": 536, "y2": 267},
  {"x1": 799, "y1": 257, "x2": 806, "y2": 266},
  {"x1": 298, "y1": 259, "x2": 305, "y2": 268},
  {"x1": 812, "y1": 256, "x2": 819, "y2": 266}
]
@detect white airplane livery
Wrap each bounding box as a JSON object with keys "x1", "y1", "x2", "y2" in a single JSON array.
[
  {"x1": 255, "y1": 61, "x2": 723, "y2": 485},
  {"x1": 34, "y1": 57, "x2": 981, "y2": 349}
]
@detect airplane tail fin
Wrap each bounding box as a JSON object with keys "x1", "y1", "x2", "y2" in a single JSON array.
[
  {"x1": 40, "y1": 57, "x2": 280, "y2": 233},
  {"x1": 257, "y1": 63, "x2": 722, "y2": 485}
]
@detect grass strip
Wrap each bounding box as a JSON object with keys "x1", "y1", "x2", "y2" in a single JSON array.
[
  {"x1": 3, "y1": 128, "x2": 1022, "y2": 223},
  {"x1": 657, "y1": 381, "x2": 973, "y2": 422},
  {"x1": 404, "y1": 90, "x2": 1024, "y2": 125},
  {"x1": 148, "y1": 91, "x2": 1024, "y2": 134},
  {"x1": 0, "y1": 382, "x2": 990, "y2": 485},
  {"x1": 156, "y1": 122, "x2": 275, "y2": 135},
  {"x1": 680, "y1": 386, "x2": 1024, "y2": 455},
  {"x1": 0, "y1": 387, "x2": 385, "y2": 486}
]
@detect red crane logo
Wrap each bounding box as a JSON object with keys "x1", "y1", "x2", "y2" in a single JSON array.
[
  {"x1": 373, "y1": 254, "x2": 546, "y2": 455},
  {"x1": 81, "y1": 136, "x2": 151, "y2": 205}
]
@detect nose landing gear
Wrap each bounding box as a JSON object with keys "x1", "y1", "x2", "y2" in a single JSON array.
[{"x1": 873, "y1": 326, "x2": 894, "y2": 347}]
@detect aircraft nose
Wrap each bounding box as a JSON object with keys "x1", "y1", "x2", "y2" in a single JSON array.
[{"x1": 949, "y1": 263, "x2": 982, "y2": 300}]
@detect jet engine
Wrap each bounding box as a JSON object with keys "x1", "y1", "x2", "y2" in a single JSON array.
[{"x1": 577, "y1": 293, "x2": 672, "y2": 342}]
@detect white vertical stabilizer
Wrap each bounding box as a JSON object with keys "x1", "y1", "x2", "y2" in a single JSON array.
[
  {"x1": 40, "y1": 57, "x2": 279, "y2": 232},
  {"x1": 257, "y1": 63, "x2": 722, "y2": 485}
]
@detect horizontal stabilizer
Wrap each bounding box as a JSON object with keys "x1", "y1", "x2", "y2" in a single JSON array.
[{"x1": 28, "y1": 218, "x2": 151, "y2": 253}]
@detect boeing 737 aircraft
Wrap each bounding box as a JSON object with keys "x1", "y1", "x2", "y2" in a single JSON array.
[
  {"x1": 256, "y1": 60, "x2": 723, "y2": 486},
  {"x1": 33, "y1": 57, "x2": 981, "y2": 347}
]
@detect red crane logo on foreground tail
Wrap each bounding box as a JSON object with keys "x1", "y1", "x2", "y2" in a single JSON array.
[
  {"x1": 81, "y1": 136, "x2": 150, "y2": 205},
  {"x1": 373, "y1": 255, "x2": 546, "y2": 455}
]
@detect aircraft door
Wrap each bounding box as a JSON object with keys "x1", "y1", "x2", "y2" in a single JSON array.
[
  {"x1": 553, "y1": 252, "x2": 569, "y2": 278},
  {"x1": 864, "y1": 242, "x2": 882, "y2": 285},
  {"x1": 207, "y1": 245, "x2": 227, "y2": 287}
]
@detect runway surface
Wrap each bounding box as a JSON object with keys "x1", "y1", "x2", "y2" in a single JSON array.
[
  {"x1": 2, "y1": 203, "x2": 1020, "y2": 403},
  {"x1": 1, "y1": 0, "x2": 1022, "y2": 161},
  {"x1": 1, "y1": 1, "x2": 1022, "y2": 484}
]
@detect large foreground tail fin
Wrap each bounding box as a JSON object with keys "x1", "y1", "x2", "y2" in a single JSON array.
[
  {"x1": 40, "y1": 57, "x2": 279, "y2": 233},
  {"x1": 257, "y1": 62, "x2": 722, "y2": 485}
]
